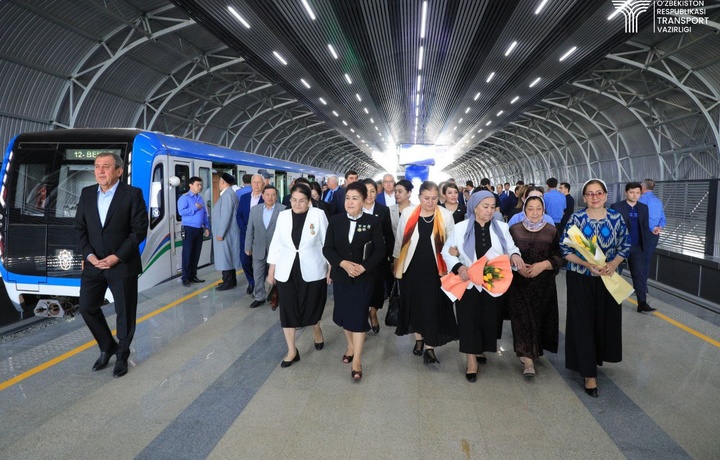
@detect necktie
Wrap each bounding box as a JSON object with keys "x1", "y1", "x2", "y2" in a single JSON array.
[{"x1": 325, "y1": 190, "x2": 334, "y2": 203}]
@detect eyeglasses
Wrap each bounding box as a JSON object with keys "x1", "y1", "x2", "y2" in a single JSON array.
[{"x1": 584, "y1": 191, "x2": 606, "y2": 198}]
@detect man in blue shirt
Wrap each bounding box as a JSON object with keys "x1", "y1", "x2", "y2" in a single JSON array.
[
  {"x1": 178, "y1": 177, "x2": 210, "y2": 287},
  {"x1": 639, "y1": 179, "x2": 666, "y2": 294},
  {"x1": 543, "y1": 177, "x2": 566, "y2": 224},
  {"x1": 611, "y1": 182, "x2": 655, "y2": 312},
  {"x1": 236, "y1": 174, "x2": 252, "y2": 200}
]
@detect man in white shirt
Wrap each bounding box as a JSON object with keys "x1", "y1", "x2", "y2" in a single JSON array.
[{"x1": 376, "y1": 173, "x2": 396, "y2": 207}]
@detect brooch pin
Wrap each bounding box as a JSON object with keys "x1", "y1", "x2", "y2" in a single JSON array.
[{"x1": 309, "y1": 223, "x2": 315, "y2": 235}]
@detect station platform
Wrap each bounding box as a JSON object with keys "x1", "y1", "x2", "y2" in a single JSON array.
[{"x1": 0, "y1": 267, "x2": 718, "y2": 459}]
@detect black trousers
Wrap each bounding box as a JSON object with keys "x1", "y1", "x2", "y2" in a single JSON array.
[
  {"x1": 624, "y1": 245, "x2": 648, "y2": 303},
  {"x1": 239, "y1": 230, "x2": 254, "y2": 286},
  {"x1": 182, "y1": 226, "x2": 203, "y2": 281},
  {"x1": 79, "y1": 267, "x2": 139, "y2": 360}
]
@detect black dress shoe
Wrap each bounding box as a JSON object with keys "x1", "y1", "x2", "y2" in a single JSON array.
[
  {"x1": 476, "y1": 355, "x2": 487, "y2": 364},
  {"x1": 584, "y1": 386, "x2": 599, "y2": 398},
  {"x1": 246, "y1": 285, "x2": 254, "y2": 294},
  {"x1": 423, "y1": 349, "x2": 439, "y2": 364},
  {"x1": 190, "y1": 277, "x2": 205, "y2": 283},
  {"x1": 280, "y1": 349, "x2": 300, "y2": 368},
  {"x1": 413, "y1": 340, "x2": 424, "y2": 356},
  {"x1": 371, "y1": 324, "x2": 380, "y2": 334},
  {"x1": 216, "y1": 283, "x2": 234, "y2": 291},
  {"x1": 182, "y1": 279, "x2": 191, "y2": 287},
  {"x1": 637, "y1": 302, "x2": 657, "y2": 313},
  {"x1": 92, "y1": 342, "x2": 119, "y2": 371},
  {"x1": 113, "y1": 359, "x2": 128, "y2": 378},
  {"x1": 465, "y1": 371, "x2": 477, "y2": 382},
  {"x1": 315, "y1": 342, "x2": 324, "y2": 350},
  {"x1": 249, "y1": 300, "x2": 265, "y2": 308}
]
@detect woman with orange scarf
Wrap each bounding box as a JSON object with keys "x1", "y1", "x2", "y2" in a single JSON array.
[{"x1": 393, "y1": 181, "x2": 458, "y2": 364}]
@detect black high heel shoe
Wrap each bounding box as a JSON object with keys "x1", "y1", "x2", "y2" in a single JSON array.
[
  {"x1": 413, "y1": 340, "x2": 424, "y2": 356},
  {"x1": 423, "y1": 349, "x2": 439, "y2": 364},
  {"x1": 314, "y1": 342, "x2": 324, "y2": 350},
  {"x1": 476, "y1": 354, "x2": 487, "y2": 364},
  {"x1": 465, "y1": 369, "x2": 477, "y2": 382},
  {"x1": 351, "y1": 367, "x2": 363, "y2": 381},
  {"x1": 280, "y1": 349, "x2": 300, "y2": 368},
  {"x1": 584, "y1": 378, "x2": 599, "y2": 398}
]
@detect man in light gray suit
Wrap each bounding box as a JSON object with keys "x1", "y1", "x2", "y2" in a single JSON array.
[
  {"x1": 213, "y1": 173, "x2": 242, "y2": 291},
  {"x1": 245, "y1": 185, "x2": 285, "y2": 307}
]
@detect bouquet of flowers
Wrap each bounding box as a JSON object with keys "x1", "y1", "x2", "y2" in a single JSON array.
[
  {"x1": 562, "y1": 225, "x2": 634, "y2": 304},
  {"x1": 441, "y1": 254, "x2": 513, "y2": 301}
]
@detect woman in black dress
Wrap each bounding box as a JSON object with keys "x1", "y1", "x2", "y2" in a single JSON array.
[
  {"x1": 440, "y1": 182, "x2": 467, "y2": 224},
  {"x1": 508, "y1": 196, "x2": 563, "y2": 377},
  {"x1": 360, "y1": 178, "x2": 395, "y2": 333},
  {"x1": 310, "y1": 181, "x2": 331, "y2": 220},
  {"x1": 323, "y1": 182, "x2": 385, "y2": 380},
  {"x1": 267, "y1": 184, "x2": 329, "y2": 367},
  {"x1": 393, "y1": 181, "x2": 458, "y2": 364},
  {"x1": 561, "y1": 179, "x2": 630, "y2": 397},
  {"x1": 441, "y1": 190, "x2": 524, "y2": 381}
]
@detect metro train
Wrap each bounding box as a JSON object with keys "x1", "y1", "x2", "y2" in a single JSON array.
[{"x1": 0, "y1": 128, "x2": 334, "y2": 315}]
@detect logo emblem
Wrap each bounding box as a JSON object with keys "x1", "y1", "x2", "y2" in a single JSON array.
[
  {"x1": 58, "y1": 250, "x2": 73, "y2": 271},
  {"x1": 611, "y1": 0, "x2": 652, "y2": 33}
]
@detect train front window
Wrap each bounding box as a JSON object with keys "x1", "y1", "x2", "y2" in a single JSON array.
[
  {"x1": 9, "y1": 143, "x2": 126, "y2": 220},
  {"x1": 3, "y1": 142, "x2": 127, "y2": 278}
]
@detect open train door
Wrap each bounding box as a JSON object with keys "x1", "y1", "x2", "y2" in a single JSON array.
[{"x1": 169, "y1": 158, "x2": 214, "y2": 277}]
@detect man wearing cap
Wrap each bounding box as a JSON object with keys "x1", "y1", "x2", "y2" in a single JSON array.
[
  {"x1": 213, "y1": 173, "x2": 241, "y2": 291},
  {"x1": 258, "y1": 169, "x2": 273, "y2": 186},
  {"x1": 237, "y1": 174, "x2": 265, "y2": 294}
]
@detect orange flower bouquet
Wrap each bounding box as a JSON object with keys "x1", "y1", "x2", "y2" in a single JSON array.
[
  {"x1": 562, "y1": 225, "x2": 634, "y2": 304},
  {"x1": 441, "y1": 254, "x2": 513, "y2": 301}
]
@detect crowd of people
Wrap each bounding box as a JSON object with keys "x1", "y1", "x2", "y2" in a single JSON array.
[
  {"x1": 76, "y1": 152, "x2": 666, "y2": 396},
  {"x1": 219, "y1": 170, "x2": 666, "y2": 394}
]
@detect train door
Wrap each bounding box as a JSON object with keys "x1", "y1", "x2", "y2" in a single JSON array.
[
  {"x1": 170, "y1": 159, "x2": 191, "y2": 276},
  {"x1": 275, "y1": 171, "x2": 287, "y2": 201},
  {"x1": 195, "y1": 161, "x2": 212, "y2": 268}
]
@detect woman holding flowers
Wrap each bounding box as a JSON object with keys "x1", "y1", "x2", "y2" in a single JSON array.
[
  {"x1": 508, "y1": 196, "x2": 563, "y2": 377},
  {"x1": 393, "y1": 181, "x2": 458, "y2": 364},
  {"x1": 441, "y1": 190, "x2": 523, "y2": 382},
  {"x1": 560, "y1": 179, "x2": 630, "y2": 398}
]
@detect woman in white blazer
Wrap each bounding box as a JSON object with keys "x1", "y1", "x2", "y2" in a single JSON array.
[
  {"x1": 392, "y1": 181, "x2": 458, "y2": 364},
  {"x1": 441, "y1": 190, "x2": 524, "y2": 382},
  {"x1": 267, "y1": 184, "x2": 329, "y2": 368}
]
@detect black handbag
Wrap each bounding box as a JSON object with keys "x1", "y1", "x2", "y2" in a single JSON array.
[{"x1": 385, "y1": 280, "x2": 400, "y2": 327}]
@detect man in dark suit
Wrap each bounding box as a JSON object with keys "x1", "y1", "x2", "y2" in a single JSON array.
[
  {"x1": 245, "y1": 185, "x2": 285, "y2": 308},
  {"x1": 237, "y1": 174, "x2": 264, "y2": 294},
  {"x1": 610, "y1": 182, "x2": 656, "y2": 313},
  {"x1": 75, "y1": 152, "x2": 148, "y2": 378},
  {"x1": 559, "y1": 182, "x2": 574, "y2": 232},
  {"x1": 330, "y1": 169, "x2": 359, "y2": 215}
]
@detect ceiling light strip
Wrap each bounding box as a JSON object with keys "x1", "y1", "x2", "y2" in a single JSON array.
[{"x1": 228, "y1": 6, "x2": 251, "y2": 28}]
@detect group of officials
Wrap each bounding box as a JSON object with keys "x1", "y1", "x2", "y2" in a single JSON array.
[{"x1": 74, "y1": 152, "x2": 665, "y2": 394}]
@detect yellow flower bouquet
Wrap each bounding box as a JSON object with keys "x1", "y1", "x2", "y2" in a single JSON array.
[{"x1": 562, "y1": 225, "x2": 634, "y2": 304}]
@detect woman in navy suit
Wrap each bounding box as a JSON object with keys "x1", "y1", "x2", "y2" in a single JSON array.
[
  {"x1": 323, "y1": 181, "x2": 386, "y2": 380},
  {"x1": 267, "y1": 184, "x2": 329, "y2": 368},
  {"x1": 360, "y1": 178, "x2": 395, "y2": 333}
]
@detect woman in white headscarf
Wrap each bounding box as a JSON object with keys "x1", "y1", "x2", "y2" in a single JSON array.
[{"x1": 442, "y1": 190, "x2": 523, "y2": 382}]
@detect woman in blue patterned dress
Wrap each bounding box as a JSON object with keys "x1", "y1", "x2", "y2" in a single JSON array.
[{"x1": 560, "y1": 179, "x2": 630, "y2": 398}]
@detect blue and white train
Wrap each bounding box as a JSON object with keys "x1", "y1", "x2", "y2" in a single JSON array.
[{"x1": 0, "y1": 128, "x2": 334, "y2": 314}]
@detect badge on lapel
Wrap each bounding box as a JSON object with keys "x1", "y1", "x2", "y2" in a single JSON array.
[{"x1": 309, "y1": 223, "x2": 315, "y2": 235}]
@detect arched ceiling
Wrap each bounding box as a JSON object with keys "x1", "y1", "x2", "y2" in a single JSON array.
[{"x1": 1, "y1": 0, "x2": 719, "y2": 184}]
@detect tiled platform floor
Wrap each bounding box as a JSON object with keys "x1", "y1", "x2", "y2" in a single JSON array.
[{"x1": 0, "y1": 267, "x2": 718, "y2": 460}]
